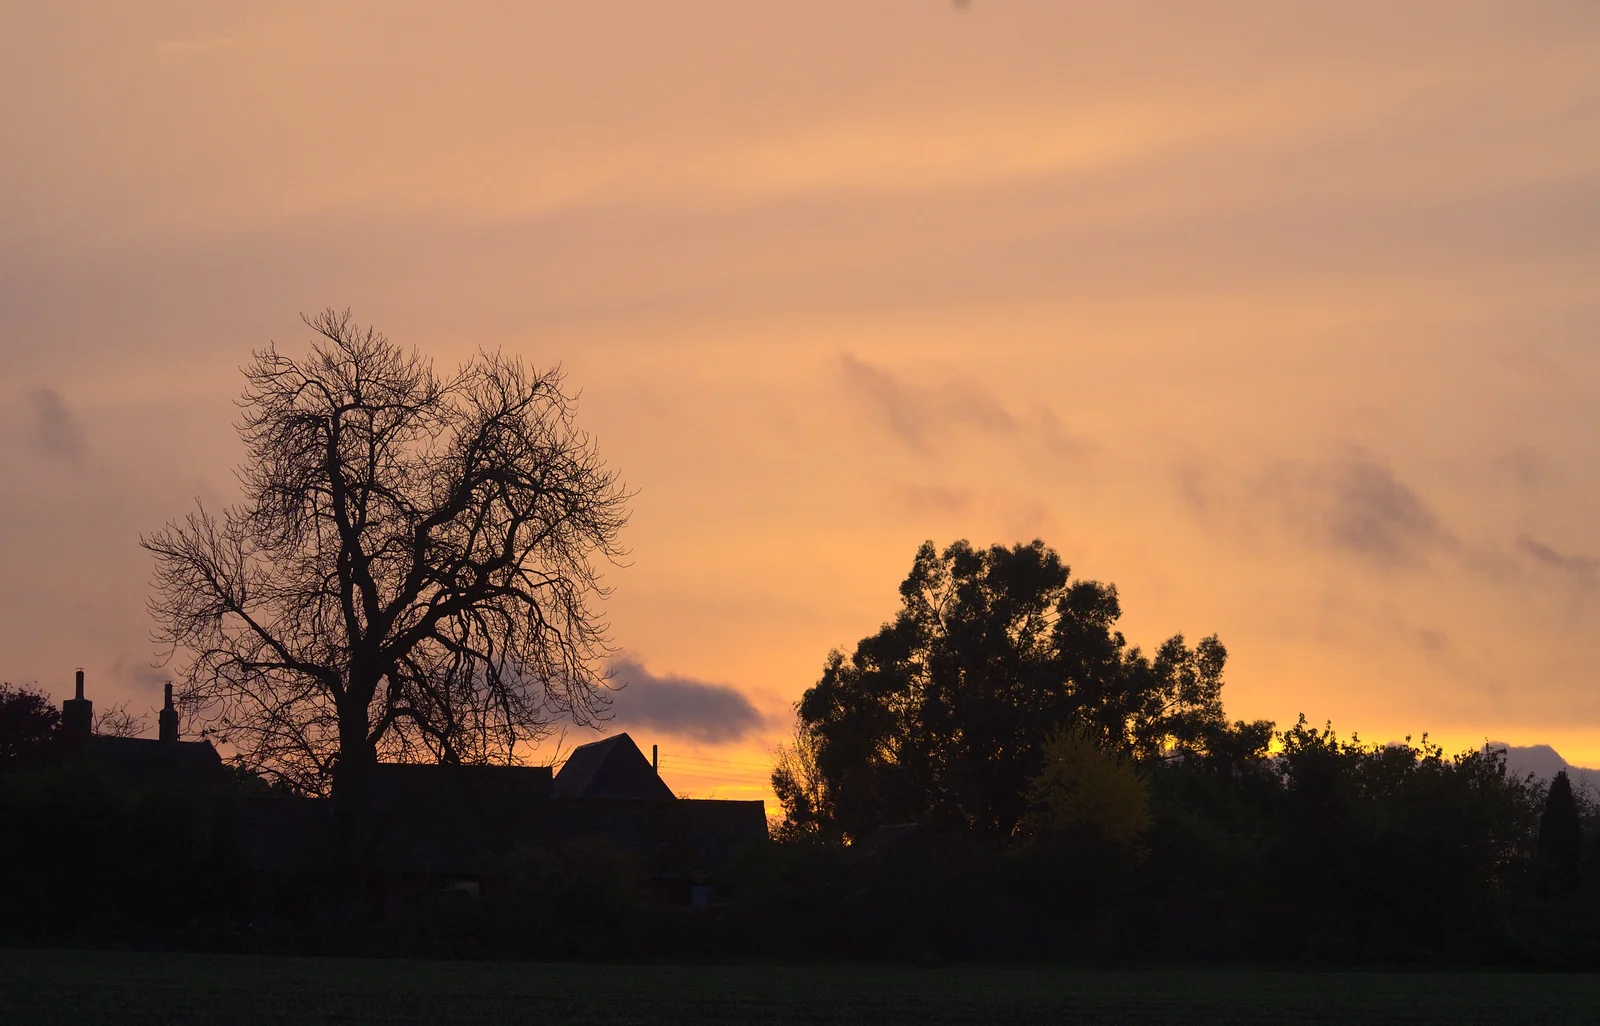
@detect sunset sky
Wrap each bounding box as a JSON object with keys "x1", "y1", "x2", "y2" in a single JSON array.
[{"x1": 4, "y1": 2, "x2": 1600, "y2": 804}]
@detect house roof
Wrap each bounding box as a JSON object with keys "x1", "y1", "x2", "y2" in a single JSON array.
[
  {"x1": 554, "y1": 733, "x2": 674, "y2": 800},
  {"x1": 371, "y1": 761, "x2": 553, "y2": 812},
  {"x1": 85, "y1": 735, "x2": 223, "y2": 775},
  {"x1": 237, "y1": 752, "x2": 766, "y2": 882}
]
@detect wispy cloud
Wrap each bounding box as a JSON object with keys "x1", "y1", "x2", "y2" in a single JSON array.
[
  {"x1": 26, "y1": 388, "x2": 86, "y2": 466},
  {"x1": 889, "y1": 483, "x2": 1060, "y2": 541},
  {"x1": 1312, "y1": 456, "x2": 1452, "y2": 564},
  {"x1": 837, "y1": 353, "x2": 1087, "y2": 459},
  {"x1": 1495, "y1": 445, "x2": 1555, "y2": 491},
  {"x1": 838, "y1": 353, "x2": 1011, "y2": 449},
  {"x1": 606, "y1": 657, "x2": 766, "y2": 744},
  {"x1": 1185, "y1": 449, "x2": 1454, "y2": 570},
  {"x1": 1414, "y1": 627, "x2": 1452, "y2": 655},
  {"x1": 893, "y1": 483, "x2": 975, "y2": 516},
  {"x1": 1518, "y1": 535, "x2": 1599, "y2": 592}
]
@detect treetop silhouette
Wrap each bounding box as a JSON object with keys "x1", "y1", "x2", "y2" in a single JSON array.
[{"x1": 775, "y1": 539, "x2": 1267, "y2": 841}]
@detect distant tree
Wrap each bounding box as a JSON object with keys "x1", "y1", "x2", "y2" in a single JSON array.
[
  {"x1": 93, "y1": 702, "x2": 149, "y2": 739},
  {"x1": 0, "y1": 683, "x2": 59, "y2": 770},
  {"x1": 1020, "y1": 724, "x2": 1149, "y2": 846},
  {"x1": 770, "y1": 722, "x2": 829, "y2": 842},
  {"x1": 142, "y1": 310, "x2": 630, "y2": 801},
  {"x1": 1266, "y1": 722, "x2": 1544, "y2": 934},
  {"x1": 1537, "y1": 769, "x2": 1583, "y2": 898},
  {"x1": 778, "y1": 539, "x2": 1237, "y2": 840}
]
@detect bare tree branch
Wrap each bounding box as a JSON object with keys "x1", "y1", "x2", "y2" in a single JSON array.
[{"x1": 143, "y1": 310, "x2": 630, "y2": 797}]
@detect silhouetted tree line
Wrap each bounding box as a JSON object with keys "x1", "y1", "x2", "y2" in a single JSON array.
[
  {"x1": 0, "y1": 684, "x2": 238, "y2": 945},
  {"x1": 750, "y1": 541, "x2": 1600, "y2": 964},
  {"x1": 5, "y1": 541, "x2": 1600, "y2": 964},
  {"x1": 0, "y1": 683, "x2": 633, "y2": 956}
]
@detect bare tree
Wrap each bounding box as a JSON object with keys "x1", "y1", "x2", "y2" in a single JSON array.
[
  {"x1": 93, "y1": 702, "x2": 150, "y2": 739},
  {"x1": 143, "y1": 310, "x2": 630, "y2": 799}
]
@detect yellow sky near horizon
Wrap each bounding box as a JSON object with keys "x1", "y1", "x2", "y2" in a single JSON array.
[{"x1": 4, "y1": 2, "x2": 1600, "y2": 805}]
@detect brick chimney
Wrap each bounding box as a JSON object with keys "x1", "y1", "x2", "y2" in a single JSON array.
[
  {"x1": 159, "y1": 681, "x2": 179, "y2": 744},
  {"x1": 61, "y1": 668, "x2": 93, "y2": 748}
]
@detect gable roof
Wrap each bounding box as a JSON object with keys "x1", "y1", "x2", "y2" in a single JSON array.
[
  {"x1": 370, "y1": 761, "x2": 553, "y2": 812},
  {"x1": 85, "y1": 735, "x2": 222, "y2": 776},
  {"x1": 554, "y1": 733, "x2": 674, "y2": 800}
]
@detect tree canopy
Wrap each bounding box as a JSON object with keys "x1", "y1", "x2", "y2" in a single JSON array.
[
  {"x1": 0, "y1": 684, "x2": 59, "y2": 771},
  {"x1": 775, "y1": 539, "x2": 1265, "y2": 841},
  {"x1": 143, "y1": 311, "x2": 629, "y2": 797},
  {"x1": 1538, "y1": 769, "x2": 1584, "y2": 897}
]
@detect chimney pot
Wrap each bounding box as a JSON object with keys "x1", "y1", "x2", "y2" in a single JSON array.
[
  {"x1": 652, "y1": 744, "x2": 658, "y2": 773},
  {"x1": 62, "y1": 668, "x2": 93, "y2": 749},
  {"x1": 159, "y1": 681, "x2": 179, "y2": 745}
]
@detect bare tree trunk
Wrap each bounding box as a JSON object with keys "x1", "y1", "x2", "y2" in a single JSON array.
[{"x1": 333, "y1": 704, "x2": 378, "y2": 915}]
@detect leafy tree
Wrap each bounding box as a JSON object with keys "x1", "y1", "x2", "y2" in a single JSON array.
[
  {"x1": 142, "y1": 311, "x2": 630, "y2": 801},
  {"x1": 1537, "y1": 769, "x2": 1583, "y2": 898},
  {"x1": 0, "y1": 684, "x2": 59, "y2": 771},
  {"x1": 1020, "y1": 724, "x2": 1149, "y2": 845},
  {"x1": 770, "y1": 721, "x2": 829, "y2": 843},
  {"x1": 777, "y1": 539, "x2": 1235, "y2": 840},
  {"x1": 1117, "y1": 634, "x2": 1228, "y2": 759},
  {"x1": 1266, "y1": 720, "x2": 1543, "y2": 943}
]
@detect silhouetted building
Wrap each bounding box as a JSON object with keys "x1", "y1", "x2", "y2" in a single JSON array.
[
  {"x1": 367, "y1": 762, "x2": 556, "y2": 888},
  {"x1": 238, "y1": 731, "x2": 767, "y2": 915},
  {"x1": 60, "y1": 669, "x2": 93, "y2": 753},
  {"x1": 46, "y1": 672, "x2": 762, "y2": 918},
  {"x1": 60, "y1": 671, "x2": 222, "y2": 778},
  {"x1": 554, "y1": 733, "x2": 675, "y2": 799},
  {"x1": 158, "y1": 681, "x2": 179, "y2": 744}
]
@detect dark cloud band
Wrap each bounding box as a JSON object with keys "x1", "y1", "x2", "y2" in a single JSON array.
[{"x1": 606, "y1": 657, "x2": 765, "y2": 744}]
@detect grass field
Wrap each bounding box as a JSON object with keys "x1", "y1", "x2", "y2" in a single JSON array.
[{"x1": 2, "y1": 949, "x2": 1598, "y2": 1025}]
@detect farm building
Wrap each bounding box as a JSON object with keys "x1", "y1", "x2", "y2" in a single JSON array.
[{"x1": 59, "y1": 674, "x2": 767, "y2": 917}]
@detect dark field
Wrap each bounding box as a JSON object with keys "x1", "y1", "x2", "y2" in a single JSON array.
[{"x1": 3, "y1": 951, "x2": 1600, "y2": 1025}]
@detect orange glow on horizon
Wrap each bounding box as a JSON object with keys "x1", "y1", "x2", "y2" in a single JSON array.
[{"x1": 4, "y1": 2, "x2": 1600, "y2": 793}]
